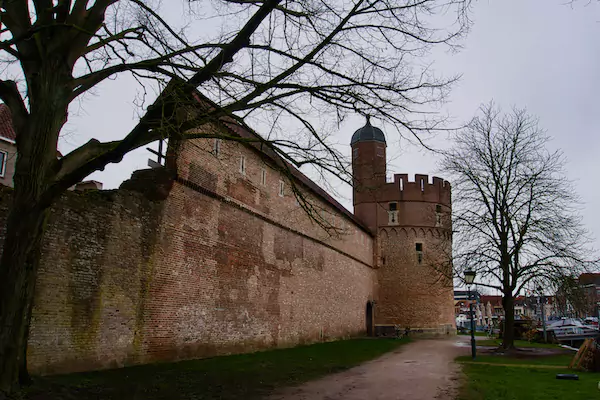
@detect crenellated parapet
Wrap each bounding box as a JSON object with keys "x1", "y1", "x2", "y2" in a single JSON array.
[
  {"x1": 391, "y1": 174, "x2": 451, "y2": 206},
  {"x1": 354, "y1": 173, "x2": 451, "y2": 207}
]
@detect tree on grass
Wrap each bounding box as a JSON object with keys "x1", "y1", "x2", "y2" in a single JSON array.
[
  {"x1": 443, "y1": 103, "x2": 595, "y2": 351},
  {"x1": 0, "y1": 0, "x2": 471, "y2": 395}
]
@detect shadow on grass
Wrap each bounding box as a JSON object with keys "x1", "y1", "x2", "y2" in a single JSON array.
[{"x1": 25, "y1": 338, "x2": 410, "y2": 400}]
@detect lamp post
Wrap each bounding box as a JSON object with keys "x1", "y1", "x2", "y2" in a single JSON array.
[
  {"x1": 537, "y1": 286, "x2": 547, "y2": 343},
  {"x1": 465, "y1": 268, "x2": 477, "y2": 360}
]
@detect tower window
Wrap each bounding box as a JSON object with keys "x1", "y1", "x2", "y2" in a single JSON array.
[
  {"x1": 214, "y1": 139, "x2": 221, "y2": 156},
  {"x1": 239, "y1": 155, "x2": 246, "y2": 175},
  {"x1": 377, "y1": 146, "x2": 384, "y2": 157},
  {"x1": 261, "y1": 168, "x2": 267, "y2": 185},
  {"x1": 278, "y1": 180, "x2": 285, "y2": 197},
  {"x1": 416, "y1": 242, "x2": 423, "y2": 264},
  {"x1": 388, "y1": 202, "x2": 399, "y2": 225},
  {"x1": 436, "y1": 204, "x2": 442, "y2": 213},
  {"x1": 353, "y1": 148, "x2": 359, "y2": 158}
]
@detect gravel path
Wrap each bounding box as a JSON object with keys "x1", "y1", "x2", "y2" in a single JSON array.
[{"x1": 269, "y1": 337, "x2": 470, "y2": 400}]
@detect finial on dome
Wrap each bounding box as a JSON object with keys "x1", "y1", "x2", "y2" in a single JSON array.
[{"x1": 365, "y1": 115, "x2": 371, "y2": 125}]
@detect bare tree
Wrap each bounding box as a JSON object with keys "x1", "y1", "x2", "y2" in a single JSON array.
[
  {"x1": 442, "y1": 103, "x2": 595, "y2": 350},
  {"x1": 554, "y1": 275, "x2": 589, "y2": 318},
  {"x1": 0, "y1": 0, "x2": 471, "y2": 394}
]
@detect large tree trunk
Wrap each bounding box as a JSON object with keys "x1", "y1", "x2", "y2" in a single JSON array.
[
  {"x1": 0, "y1": 59, "x2": 70, "y2": 396},
  {"x1": 0, "y1": 202, "x2": 49, "y2": 396},
  {"x1": 501, "y1": 294, "x2": 516, "y2": 350}
]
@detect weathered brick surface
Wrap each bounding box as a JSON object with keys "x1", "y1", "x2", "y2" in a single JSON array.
[
  {"x1": 2, "y1": 189, "x2": 167, "y2": 375},
  {"x1": 0, "y1": 128, "x2": 376, "y2": 375},
  {"x1": 0, "y1": 117, "x2": 456, "y2": 375},
  {"x1": 376, "y1": 226, "x2": 455, "y2": 332}
]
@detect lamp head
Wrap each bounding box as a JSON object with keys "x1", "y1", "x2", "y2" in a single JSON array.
[{"x1": 464, "y1": 269, "x2": 476, "y2": 285}]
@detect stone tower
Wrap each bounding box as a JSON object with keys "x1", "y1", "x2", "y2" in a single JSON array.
[{"x1": 351, "y1": 118, "x2": 456, "y2": 335}]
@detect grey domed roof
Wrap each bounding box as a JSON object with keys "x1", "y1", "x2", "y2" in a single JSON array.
[{"x1": 350, "y1": 117, "x2": 386, "y2": 145}]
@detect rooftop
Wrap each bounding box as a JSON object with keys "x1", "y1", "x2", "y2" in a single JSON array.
[
  {"x1": 0, "y1": 104, "x2": 16, "y2": 142},
  {"x1": 350, "y1": 116, "x2": 386, "y2": 145}
]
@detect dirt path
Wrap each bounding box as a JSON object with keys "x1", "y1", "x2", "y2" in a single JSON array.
[{"x1": 269, "y1": 337, "x2": 470, "y2": 400}]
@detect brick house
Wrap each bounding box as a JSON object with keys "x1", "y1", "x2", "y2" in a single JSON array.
[
  {"x1": 0, "y1": 99, "x2": 455, "y2": 374},
  {"x1": 577, "y1": 273, "x2": 600, "y2": 317},
  {"x1": 0, "y1": 103, "x2": 96, "y2": 190},
  {"x1": 0, "y1": 104, "x2": 17, "y2": 187}
]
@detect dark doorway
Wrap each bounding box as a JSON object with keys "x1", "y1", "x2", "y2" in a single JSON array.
[{"x1": 366, "y1": 301, "x2": 374, "y2": 336}]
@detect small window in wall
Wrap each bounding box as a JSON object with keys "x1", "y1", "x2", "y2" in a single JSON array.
[
  {"x1": 416, "y1": 242, "x2": 423, "y2": 264},
  {"x1": 388, "y1": 202, "x2": 399, "y2": 225},
  {"x1": 261, "y1": 168, "x2": 267, "y2": 185},
  {"x1": 376, "y1": 145, "x2": 384, "y2": 157},
  {"x1": 213, "y1": 139, "x2": 221, "y2": 156},
  {"x1": 436, "y1": 204, "x2": 442, "y2": 213},
  {"x1": 0, "y1": 150, "x2": 6, "y2": 177},
  {"x1": 239, "y1": 155, "x2": 246, "y2": 175},
  {"x1": 278, "y1": 180, "x2": 285, "y2": 197},
  {"x1": 353, "y1": 148, "x2": 359, "y2": 158}
]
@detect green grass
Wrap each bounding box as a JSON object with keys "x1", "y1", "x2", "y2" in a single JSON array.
[
  {"x1": 456, "y1": 353, "x2": 574, "y2": 366},
  {"x1": 458, "y1": 331, "x2": 489, "y2": 337},
  {"x1": 457, "y1": 346, "x2": 596, "y2": 400},
  {"x1": 25, "y1": 338, "x2": 409, "y2": 400},
  {"x1": 476, "y1": 339, "x2": 560, "y2": 349},
  {"x1": 458, "y1": 364, "x2": 599, "y2": 400}
]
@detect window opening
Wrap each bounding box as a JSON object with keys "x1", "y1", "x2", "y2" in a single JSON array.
[
  {"x1": 0, "y1": 151, "x2": 6, "y2": 177},
  {"x1": 261, "y1": 168, "x2": 266, "y2": 185},
  {"x1": 416, "y1": 242, "x2": 423, "y2": 264},
  {"x1": 239, "y1": 155, "x2": 246, "y2": 174}
]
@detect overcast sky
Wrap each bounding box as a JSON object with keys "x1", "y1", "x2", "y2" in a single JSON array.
[{"x1": 60, "y1": 0, "x2": 600, "y2": 256}]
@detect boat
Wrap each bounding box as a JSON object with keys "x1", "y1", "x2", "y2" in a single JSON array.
[{"x1": 546, "y1": 318, "x2": 599, "y2": 346}]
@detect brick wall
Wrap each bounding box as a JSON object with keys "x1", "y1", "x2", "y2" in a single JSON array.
[
  {"x1": 5, "y1": 127, "x2": 377, "y2": 375},
  {"x1": 376, "y1": 226, "x2": 455, "y2": 333}
]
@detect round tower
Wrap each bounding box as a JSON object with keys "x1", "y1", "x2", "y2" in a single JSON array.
[
  {"x1": 351, "y1": 117, "x2": 387, "y2": 232},
  {"x1": 349, "y1": 118, "x2": 455, "y2": 336}
]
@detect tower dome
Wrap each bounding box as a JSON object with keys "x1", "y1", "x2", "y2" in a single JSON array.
[{"x1": 350, "y1": 116, "x2": 386, "y2": 145}]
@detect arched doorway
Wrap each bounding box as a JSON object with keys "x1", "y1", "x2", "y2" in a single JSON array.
[{"x1": 366, "y1": 301, "x2": 374, "y2": 336}]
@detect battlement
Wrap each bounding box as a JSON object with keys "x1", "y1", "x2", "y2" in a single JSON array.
[
  {"x1": 372, "y1": 173, "x2": 452, "y2": 206},
  {"x1": 393, "y1": 173, "x2": 450, "y2": 191}
]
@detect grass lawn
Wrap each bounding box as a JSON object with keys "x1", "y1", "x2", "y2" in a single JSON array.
[
  {"x1": 458, "y1": 364, "x2": 598, "y2": 400},
  {"x1": 24, "y1": 338, "x2": 409, "y2": 400},
  {"x1": 457, "y1": 346, "x2": 598, "y2": 400},
  {"x1": 456, "y1": 353, "x2": 574, "y2": 366},
  {"x1": 476, "y1": 339, "x2": 560, "y2": 349},
  {"x1": 458, "y1": 331, "x2": 489, "y2": 337}
]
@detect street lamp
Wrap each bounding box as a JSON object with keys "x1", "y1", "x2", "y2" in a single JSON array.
[
  {"x1": 537, "y1": 285, "x2": 547, "y2": 343},
  {"x1": 464, "y1": 269, "x2": 477, "y2": 360}
]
